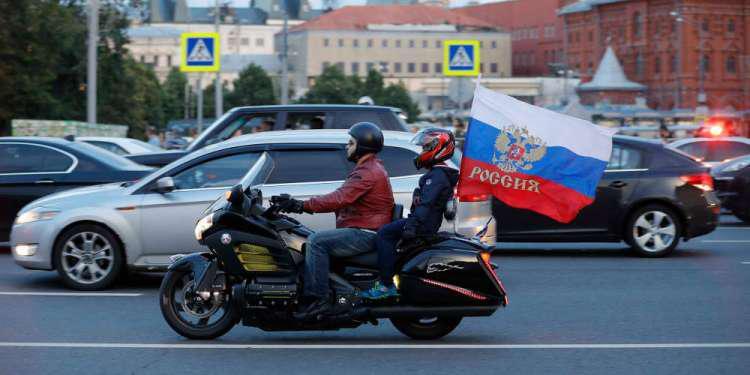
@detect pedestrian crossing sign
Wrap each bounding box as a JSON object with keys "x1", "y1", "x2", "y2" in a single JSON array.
[
  {"x1": 180, "y1": 32, "x2": 220, "y2": 72},
  {"x1": 443, "y1": 40, "x2": 480, "y2": 76}
]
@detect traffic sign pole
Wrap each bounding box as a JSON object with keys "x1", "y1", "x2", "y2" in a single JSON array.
[{"x1": 197, "y1": 75, "x2": 203, "y2": 133}]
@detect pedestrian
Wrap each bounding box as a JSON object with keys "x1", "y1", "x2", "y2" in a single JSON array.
[
  {"x1": 659, "y1": 123, "x2": 672, "y2": 141},
  {"x1": 146, "y1": 126, "x2": 160, "y2": 147}
]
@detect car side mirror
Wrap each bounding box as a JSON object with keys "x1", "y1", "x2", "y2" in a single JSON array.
[{"x1": 154, "y1": 177, "x2": 176, "y2": 194}]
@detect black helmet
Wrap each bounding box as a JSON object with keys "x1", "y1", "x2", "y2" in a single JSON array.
[{"x1": 347, "y1": 122, "x2": 384, "y2": 161}]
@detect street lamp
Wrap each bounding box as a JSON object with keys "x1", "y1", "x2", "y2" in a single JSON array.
[{"x1": 670, "y1": 10, "x2": 707, "y2": 108}]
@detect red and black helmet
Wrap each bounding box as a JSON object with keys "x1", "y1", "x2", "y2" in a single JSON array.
[{"x1": 411, "y1": 127, "x2": 456, "y2": 169}]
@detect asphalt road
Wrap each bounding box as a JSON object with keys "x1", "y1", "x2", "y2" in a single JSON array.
[{"x1": 0, "y1": 217, "x2": 748, "y2": 374}]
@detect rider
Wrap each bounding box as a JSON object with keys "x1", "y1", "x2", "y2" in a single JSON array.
[
  {"x1": 360, "y1": 128, "x2": 459, "y2": 300},
  {"x1": 277, "y1": 122, "x2": 395, "y2": 318}
]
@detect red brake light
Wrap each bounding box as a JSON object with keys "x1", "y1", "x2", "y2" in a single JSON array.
[
  {"x1": 459, "y1": 193, "x2": 489, "y2": 202},
  {"x1": 680, "y1": 173, "x2": 713, "y2": 191}
]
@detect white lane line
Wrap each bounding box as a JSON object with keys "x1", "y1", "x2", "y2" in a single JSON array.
[
  {"x1": 0, "y1": 342, "x2": 748, "y2": 350},
  {"x1": 741, "y1": 262, "x2": 750, "y2": 265},
  {"x1": 701, "y1": 240, "x2": 750, "y2": 243},
  {"x1": 0, "y1": 292, "x2": 142, "y2": 297},
  {"x1": 717, "y1": 227, "x2": 750, "y2": 230}
]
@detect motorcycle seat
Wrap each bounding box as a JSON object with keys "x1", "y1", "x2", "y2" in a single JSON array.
[{"x1": 341, "y1": 251, "x2": 379, "y2": 268}]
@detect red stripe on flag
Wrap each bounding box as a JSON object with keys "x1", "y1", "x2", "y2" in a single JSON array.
[{"x1": 457, "y1": 158, "x2": 594, "y2": 223}]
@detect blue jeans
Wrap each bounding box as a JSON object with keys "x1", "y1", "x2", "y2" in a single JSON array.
[
  {"x1": 304, "y1": 228, "x2": 377, "y2": 299},
  {"x1": 375, "y1": 219, "x2": 407, "y2": 287}
]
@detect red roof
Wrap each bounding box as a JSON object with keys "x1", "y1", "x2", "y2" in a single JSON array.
[{"x1": 291, "y1": 5, "x2": 497, "y2": 32}]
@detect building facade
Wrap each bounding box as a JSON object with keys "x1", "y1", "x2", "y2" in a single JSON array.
[
  {"x1": 560, "y1": 0, "x2": 750, "y2": 113},
  {"x1": 452, "y1": 0, "x2": 566, "y2": 77},
  {"x1": 280, "y1": 5, "x2": 511, "y2": 110}
]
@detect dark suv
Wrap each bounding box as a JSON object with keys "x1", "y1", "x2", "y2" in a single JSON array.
[{"x1": 127, "y1": 105, "x2": 408, "y2": 167}]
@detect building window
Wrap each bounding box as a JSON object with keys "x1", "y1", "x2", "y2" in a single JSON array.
[
  {"x1": 670, "y1": 54, "x2": 677, "y2": 73},
  {"x1": 435, "y1": 40, "x2": 441, "y2": 48},
  {"x1": 352, "y1": 62, "x2": 360, "y2": 75},
  {"x1": 728, "y1": 19, "x2": 735, "y2": 33},
  {"x1": 633, "y1": 12, "x2": 642, "y2": 38},
  {"x1": 701, "y1": 54, "x2": 710, "y2": 74},
  {"x1": 228, "y1": 37, "x2": 236, "y2": 46},
  {"x1": 140, "y1": 55, "x2": 145, "y2": 63},
  {"x1": 335, "y1": 62, "x2": 344, "y2": 71},
  {"x1": 480, "y1": 63, "x2": 484, "y2": 73},
  {"x1": 588, "y1": 31, "x2": 593, "y2": 42},
  {"x1": 421, "y1": 63, "x2": 429, "y2": 73},
  {"x1": 240, "y1": 37, "x2": 249, "y2": 46},
  {"x1": 409, "y1": 40, "x2": 415, "y2": 48},
  {"x1": 479, "y1": 41, "x2": 483, "y2": 48},
  {"x1": 396, "y1": 40, "x2": 401, "y2": 48},
  {"x1": 368, "y1": 39, "x2": 373, "y2": 47},
  {"x1": 408, "y1": 62, "x2": 415, "y2": 73},
  {"x1": 379, "y1": 62, "x2": 388, "y2": 73},
  {"x1": 322, "y1": 62, "x2": 330, "y2": 70},
  {"x1": 256, "y1": 38, "x2": 264, "y2": 47},
  {"x1": 323, "y1": 38, "x2": 330, "y2": 47},
  {"x1": 544, "y1": 25, "x2": 555, "y2": 38},
  {"x1": 167, "y1": 55, "x2": 172, "y2": 66},
  {"x1": 654, "y1": 56, "x2": 661, "y2": 74},
  {"x1": 382, "y1": 39, "x2": 388, "y2": 47},
  {"x1": 635, "y1": 53, "x2": 644, "y2": 76},
  {"x1": 490, "y1": 63, "x2": 498, "y2": 73},
  {"x1": 434, "y1": 63, "x2": 442, "y2": 73},
  {"x1": 338, "y1": 39, "x2": 344, "y2": 47},
  {"x1": 394, "y1": 62, "x2": 402, "y2": 73},
  {"x1": 366, "y1": 62, "x2": 375, "y2": 72},
  {"x1": 422, "y1": 40, "x2": 428, "y2": 48},
  {"x1": 491, "y1": 40, "x2": 497, "y2": 48},
  {"x1": 701, "y1": 18, "x2": 709, "y2": 32},
  {"x1": 353, "y1": 39, "x2": 359, "y2": 48},
  {"x1": 726, "y1": 56, "x2": 737, "y2": 74}
]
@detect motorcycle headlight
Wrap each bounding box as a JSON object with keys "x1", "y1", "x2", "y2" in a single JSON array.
[
  {"x1": 194, "y1": 213, "x2": 214, "y2": 241},
  {"x1": 15, "y1": 208, "x2": 60, "y2": 225}
]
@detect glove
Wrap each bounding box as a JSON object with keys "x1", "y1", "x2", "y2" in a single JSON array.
[
  {"x1": 278, "y1": 197, "x2": 305, "y2": 214},
  {"x1": 402, "y1": 225, "x2": 417, "y2": 241}
]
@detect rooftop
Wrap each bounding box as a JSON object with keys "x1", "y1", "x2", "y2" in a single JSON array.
[
  {"x1": 558, "y1": 0, "x2": 628, "y2": 15},
  {"x1": 578, "y1": 46, "x2": 646, "y2": 92},
  {"x1": 290, "y1": 5, "x2": 497, "y2": 32}
]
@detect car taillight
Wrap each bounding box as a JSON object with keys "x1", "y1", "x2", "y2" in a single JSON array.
[
  {"x1": 459, "y1": 193, "x2": 489, "y2": 202},
  {"x1": 681, "y1": 173, "x2": 713, "y2": 192},
  {"x1": 479, "y1": 251, "x2": 508, "y2": 305}
]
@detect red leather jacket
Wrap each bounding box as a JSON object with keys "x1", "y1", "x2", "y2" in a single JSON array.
[{"x1": 304, "y1": 154, "x2": 394, "y2": 230}]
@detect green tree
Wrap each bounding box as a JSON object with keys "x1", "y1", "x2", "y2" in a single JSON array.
[
  {"x1": 379, "y1": 83, "x2": 421, "y2": 122},
  {"x1": 300, "y1": 66, "x2": 361, "y2": 104},
  {"x1": 201, "y1": 81, "x2": 231, "y2": 120},
  {"x1": 226, "y1": 64, "x2": 277, "y2": 107},
  {"x1": 162, "y1": 68, "x2": 188, "y2": 125}
]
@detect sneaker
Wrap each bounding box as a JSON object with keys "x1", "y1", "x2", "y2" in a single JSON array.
[{"x1": 359, "y1": 281, "x2": 399, "y2": 300}]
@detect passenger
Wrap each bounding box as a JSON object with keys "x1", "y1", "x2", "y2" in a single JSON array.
[
  {"x1": 360, "y1": 128, "x2": 459, "y2": 300},
  {"x1": 310, "y1": 117, "x2": 325, "y2": 129}
]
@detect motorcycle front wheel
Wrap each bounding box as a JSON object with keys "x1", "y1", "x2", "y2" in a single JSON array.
[
  {"x1": 390, "y1": 316, "x2": 462, "y2": 340},
  {"x1": 159, "y1": 269, "x2": 240, "y2": 340}
]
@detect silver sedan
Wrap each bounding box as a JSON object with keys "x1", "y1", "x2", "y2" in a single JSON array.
[{"x1": 11, "y1": 130, "x2": 495, "y2": 290}]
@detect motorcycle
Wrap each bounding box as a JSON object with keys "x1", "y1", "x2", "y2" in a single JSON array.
[{"x1": 159, "y1": 184, "x2": 508, "y2": 340}]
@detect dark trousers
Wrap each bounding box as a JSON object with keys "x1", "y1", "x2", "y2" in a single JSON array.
[{"x1": 375, "y1": 218, "x2": 407, "y2": 287}]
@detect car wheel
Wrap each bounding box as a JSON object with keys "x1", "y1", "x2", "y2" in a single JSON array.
[
  {"x1": 53, "y1": 224, "x2": 124, "y2": 290},
  {"x1": 625, "y1": 205, "x2": 682, "y2": 258},
  {"x1": 390, "y1": 317, "x2": 462, "y2": 340}
]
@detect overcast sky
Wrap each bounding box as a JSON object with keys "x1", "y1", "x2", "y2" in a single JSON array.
[{"x1": 186, "y1": 0, "x2": 509, "y2": 9}]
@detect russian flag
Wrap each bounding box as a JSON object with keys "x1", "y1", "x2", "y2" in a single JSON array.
[{"x1": 458, "y1": 84, "x2": 616, "y2": 223}]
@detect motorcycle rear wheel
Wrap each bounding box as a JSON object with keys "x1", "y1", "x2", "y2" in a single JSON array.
[
  {"x1": 159, "y1": 269, "x2": 240, "y2": 340},
  {"x1": 390, "y1": 316, "x2": 462, "y2": 340}
]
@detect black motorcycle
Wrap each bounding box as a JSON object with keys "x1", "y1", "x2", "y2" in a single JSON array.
[{"x1": 159, "y1": 185, "x2": 507, "y2": 340}]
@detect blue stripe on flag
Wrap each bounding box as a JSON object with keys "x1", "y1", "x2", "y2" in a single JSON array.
[{"x1": 463, "y1": 117, "x2": 608, "y2": 197}]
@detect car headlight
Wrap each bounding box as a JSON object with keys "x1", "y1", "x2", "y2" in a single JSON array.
[
  {"x1": 194, "y1": 213, "x2": 214, "y2": 241},
  {"x1": 721, "y1": 159, "x2": 750, "y2": 173},
  {"x1": 15, "y1": 208, "x2": 60, "y2": 225}
]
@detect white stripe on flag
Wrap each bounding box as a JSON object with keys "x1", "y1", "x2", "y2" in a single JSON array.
[{"x1": 470, "y1": 84, "x2": 615, "y2": 162}]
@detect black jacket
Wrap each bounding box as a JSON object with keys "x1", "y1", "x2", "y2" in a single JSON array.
[{"x1": 405, "y1": 165, "x2": 460, "y2": 236}]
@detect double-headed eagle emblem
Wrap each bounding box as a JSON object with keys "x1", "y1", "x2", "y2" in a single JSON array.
[{"x1": 492, "y1": 124, "x2": 547, "y2": 173}]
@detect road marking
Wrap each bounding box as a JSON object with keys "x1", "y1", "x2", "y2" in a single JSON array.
[
  {"x1": 0, "y1": 292, "x2": 142, "y2": 297},
  {"x1": 701, "y1": 240, "x2": 750, "y2": 243},
  {"x1": 741, "y1": 262, "x2": 750, "y2": 265},
  {"x1": 717, "y1": 227, "x2": 750, "y2": 230},
  {"x1": 0, "y1": 342, "x2": 748, "y2": 350}
]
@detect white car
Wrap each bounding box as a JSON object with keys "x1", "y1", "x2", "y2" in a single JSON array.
[
  {"x1": 77, "y1": 136, "x2": 163, "y2": 156},
  {"x1": 11, "y1": 130, "x2": 494, "y2": 290}
]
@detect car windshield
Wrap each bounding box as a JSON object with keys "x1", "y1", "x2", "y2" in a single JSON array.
[{"x1": 73, "y1": 141, "x2": 151, "y2": 170}]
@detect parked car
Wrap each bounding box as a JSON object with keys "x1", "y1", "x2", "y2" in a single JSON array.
[
  {"x1": 0, "y1": 137, "x2": 153, "y2": 244},
  {"x1": 494, "y1": 136, "x2": 720, "y2": 257},
  {"x1": 711, "y1": 154, "x2": 750, "y2": 223},
  {"x1": 77, "y1": 136, "x2": 163, "y2": 155},
  {"x1": 125, "y1": 105, "x2": 409, "y2": 167},
  {"x1": 11, "y1": 130, "x2": 492, "y2": 290},
  {"x1": 669, "y1": 137, "x2": 750, "y2": 166}
]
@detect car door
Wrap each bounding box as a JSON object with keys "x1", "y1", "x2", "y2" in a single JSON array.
[
  {"x1": 0, "y1": 143, "x2": 77, "y2": 242},
  {"x1": 258, "y1": 146, "x2": 350, "y2": 231},
  {"x1": 136, "y1": 151, "x2": 261, "y2": 256},
  {"x1": 495, "y1": 142, "x2": 644, "y2": 239}
]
